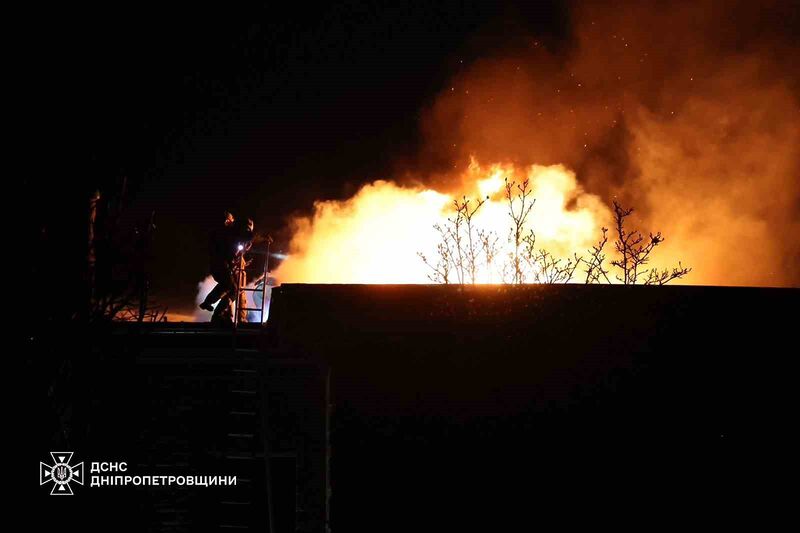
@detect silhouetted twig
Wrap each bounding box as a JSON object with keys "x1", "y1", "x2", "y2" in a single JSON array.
[{"x1": 608, "y1": 200, "x2": 690, "y2": 285}]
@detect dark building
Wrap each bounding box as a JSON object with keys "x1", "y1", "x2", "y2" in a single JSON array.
[{"x1": 31, "y1": 283, "x2": 798, "y2": 531}]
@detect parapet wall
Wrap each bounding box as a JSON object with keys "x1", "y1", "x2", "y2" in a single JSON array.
[{"x1": 268, "y1": 283, "x2": 796, "y2": 422}]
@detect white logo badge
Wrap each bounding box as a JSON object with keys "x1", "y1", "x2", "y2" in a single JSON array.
[{"x1": 40, "y1": 452, "x2": 84, "y2": 495}]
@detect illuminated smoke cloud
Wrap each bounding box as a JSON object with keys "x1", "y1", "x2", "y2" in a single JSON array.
[
  {"x1": 271, "y1": 0, "x2": 800, "y2": 287},
  {"x1": 415, "y1": 0, "x2": 800, "y2": 286}
]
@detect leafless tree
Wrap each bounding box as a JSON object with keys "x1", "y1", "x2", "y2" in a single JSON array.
[
  {"x1": 583, "y1": 227, "x2": 612, "y2": 284},
  {"x1": 418, "y1": 223, "x2": 456, "y2": 284},
  {"x1": 420, "y1": 188, "x2": 691, "y2": 287},
  {"x1": 458, "y1": 195, "x2": 487, "y2": 284},
  {"x1": 534, "y1": 251, "x2": 582, "y2": 284},
  {"x1": 505, "y1": 177, "x2": 535, "y2": 284},
  {"x1": 608, "y1": 200, "x2": 691, "y2": 285},
  {"x1": 611, "y1": 201, "x2": 654, "y2": 284},
  {"x1": 448, "y1": 201, "x2": 466, "y2": 284},
  {"x1": 478, "y1": 228, "x2": 500, "y2": 283},
  {"x1": 644, "y1": 262, "x2": 692, "y2": 285},
  {"x1": 84, "y1": 183, "x2": 167, "y2": 322},
  {"x1": 519, "y1": 228, "x2": 537, "y2": 284},
  {"x1": 421, "y1": 195, "x2": 488, "y2": 285},
  {"x1": 522, "y1": 230, "x2": 581, "y2": 284}
]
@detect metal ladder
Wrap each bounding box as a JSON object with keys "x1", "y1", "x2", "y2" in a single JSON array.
[{"x1": 229, "y1": 238, "x2": 276, "y2": 530}]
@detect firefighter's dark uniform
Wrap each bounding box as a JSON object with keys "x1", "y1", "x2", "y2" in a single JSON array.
[
  {"x1": 203, "y1": 219, "x2": 256, "y2": 324},
  {"x1": 200, "y1": 222, "x2": 238, "y2": 310}
]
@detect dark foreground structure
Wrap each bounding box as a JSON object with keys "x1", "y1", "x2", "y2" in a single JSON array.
[{"x1": 27, "y1": 284, "x2": 797, "y2": 531}]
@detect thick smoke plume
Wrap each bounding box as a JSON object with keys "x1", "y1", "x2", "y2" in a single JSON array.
[{"x1": 277, "y1": 0, "x2": 800, "y2": 287}]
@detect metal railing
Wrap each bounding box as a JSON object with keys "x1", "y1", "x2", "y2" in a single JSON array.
[{"x1": 233, "y1": 240, "x2": 271, "y2": 330}]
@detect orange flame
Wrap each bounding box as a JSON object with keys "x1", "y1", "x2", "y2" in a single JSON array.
[{"x1": 274, "y1": 160, "x2": 611, "y2": 284}]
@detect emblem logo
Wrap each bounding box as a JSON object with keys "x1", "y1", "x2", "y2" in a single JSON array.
[{"x1": 40, "y1": 452, "x2": 84, "y2": 495}]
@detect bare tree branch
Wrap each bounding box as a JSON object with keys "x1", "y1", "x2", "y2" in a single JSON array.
[
  {"x1": 584, "y1": 227, "x2": 611, "y2": 284},
  {"x1": 505, "y1": 177, "x2": 535, "y2": 284},
  {"x1": 608, "y1": 200, "x2": 690, "y2": 285}
]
